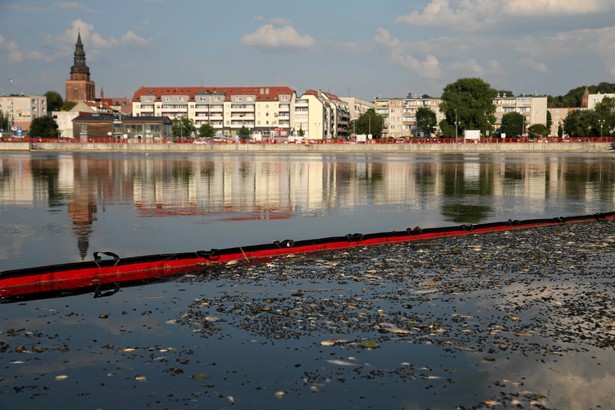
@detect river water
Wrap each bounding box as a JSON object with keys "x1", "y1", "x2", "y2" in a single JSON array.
[
  {"x1": 1, "y1": 151, "x2": 615, "y2": 409},
  {"x1": 0, "y1": 151, "x2": 613, "y2": 270}
]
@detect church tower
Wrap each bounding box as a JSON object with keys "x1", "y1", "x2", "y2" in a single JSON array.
[{"x1": 65, "y1": 31, "x2": 96, "y2": 102}]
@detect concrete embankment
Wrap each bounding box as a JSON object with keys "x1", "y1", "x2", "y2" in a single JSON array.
[{"x1": 0, "y1": 141, "x2": 613, "y2": 154}]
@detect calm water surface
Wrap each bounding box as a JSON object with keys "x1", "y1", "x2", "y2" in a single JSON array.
[
  {"x1": 0, "y1": 151, "x2": 614, "y2": 270},
  {"x1": 1, "y1": 151, "x2": 615, "y2": 409}
]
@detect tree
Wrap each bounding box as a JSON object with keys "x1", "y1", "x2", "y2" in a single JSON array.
[
  {"x1": 29, "y1": 116, "x2": 59, "y2": 138},
  {"x1": 546, "y1": 111, "x2": 552, "y2": 134},
  {"x1": 45, "y1": 91, "x2": 64, "y2": 112},
  {"x1": 172, "y1": 116, "x2": 195, "y2": 139},
  {"x1": 500, "y1": 112, "x2": 524, "y2": 138},
  {"x1": 528, "y1": 124, "x2": 548, "y2": 139},
  {"x1": 198, "y1": 123, "x2": 215, "y2": 139},
  {"x1": 439, "y1": 78, "x2": 498, "y2": 138},
  {"x1": 298, "y1": 125, "x2": 305, "y2": 137},
  {"x1": 354, "y1": 109, "x2": 384, "y2": 137},
  {"x1": 594, "y1": 96, "x2": 615, "y2": 137},
  {"x1": 61, "y1": 101, "x2": 77, "y2": 111},
  {"x1": 415, "y1": 107, "x2": 437, "y2": 137},
  {"x1": 563, "y1": 109, "x2": 596, "y2": 137},
  {"x1": 0, "y1": 110, "x2": 10, "y2": 131},
  {"x1": 238, "y1": 126, "x2": 250, "y2": 138}
]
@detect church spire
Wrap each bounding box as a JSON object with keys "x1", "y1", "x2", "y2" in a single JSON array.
[
  {"x1": 66, "y1": 31, "x2": 96, "y2": 102},
  {"x1": 71, "y1": 30, "x2": 90, "y2": 77}
]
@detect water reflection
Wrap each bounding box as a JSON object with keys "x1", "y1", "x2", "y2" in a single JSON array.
[{"x1": 0, "y1": 152, "x2": 614, "y2": 268}]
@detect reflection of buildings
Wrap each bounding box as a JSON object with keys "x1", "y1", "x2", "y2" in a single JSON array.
[{"x1": 2, "y1": 154, "x2": 615, "y2": 257}]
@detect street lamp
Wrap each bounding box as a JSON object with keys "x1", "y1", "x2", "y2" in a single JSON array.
[
  {"x1": 598, "y1": 119, "x2": 604, "y2": 138},
  {"x1": 454, "y1": 109, "x2": 458, "y2": 143}
]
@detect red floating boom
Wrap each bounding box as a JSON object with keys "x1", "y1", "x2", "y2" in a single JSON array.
[{"x1": 1, "y1": 213, "x2": 614, "y2": 302}]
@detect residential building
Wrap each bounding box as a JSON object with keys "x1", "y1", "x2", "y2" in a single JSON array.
[
  {"x1": 296, "y1": 90, "x2": 350, "y2": 140},
  {"x1": 376, "y1": 96, "x2": 443, "y2": 138},
  {"x1": 374, "y1": 98, "x2": 389, "y2": 136},
  {"x1": 340, "y1": 97, "x2": 374, "y2": 122},
  {"x1": 0, "y1": 94, "x2": 47, "y2": 133},
  {"x1": 402, "y1": 96, "x2": 443, "y2": 137},
  {"x1": 585, "y1": 92, "x2": 615, "y2": 110},
  {"x1": 132, "y1": 86, "x2": 295, "y2": 138},
  {"x1": 493, "y1": 94, "x2": 548, "y2": 136},
  {"x1": 548, "y1": 107, "x2": 575, "y2": 136},
  {"x1": 65, "y1": 32, "x2": 95, "y2": 103}
]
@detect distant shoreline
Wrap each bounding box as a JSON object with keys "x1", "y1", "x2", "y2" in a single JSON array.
[{"x1": 1, "y1": 141, "x2": 613, "y2": 154}]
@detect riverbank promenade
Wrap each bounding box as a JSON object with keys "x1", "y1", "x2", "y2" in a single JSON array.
[{"x1": 1, "y1": 137, "x2": 614, "y2": 154}]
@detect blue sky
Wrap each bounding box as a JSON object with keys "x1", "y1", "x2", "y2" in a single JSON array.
[{"x1": 1, "y1": 0, "x2": 615, "y2": 101}]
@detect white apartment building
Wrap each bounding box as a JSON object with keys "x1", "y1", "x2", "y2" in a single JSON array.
[
  {"x1": 375, "y1": 94, "x2": 548, "y2": 138},
  {"x1": 375, "y1": 96, "x2": 444, "y2": 138},
  {"x1": 493, "y1": 94, "x2": 548, "y2": 135},
  {"x1": 585, "y1": 92, "x2": 615, "y2": 110},
  {"x1": 294, "y1": 90, "x2": 350, "y2": 140},
  {"x1": 132, "y1": 86, "x2": 295, "y2": 138},
  {"x1": 0, "y1": 94, "x2": 47, "y2": 133}
]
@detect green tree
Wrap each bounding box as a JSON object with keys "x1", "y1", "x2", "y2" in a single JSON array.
[
  {"x1": 439, "y1": 78, "x2": 498, "y2": 138},
  {"x1": 528, "y1": 124, "x2": 548, "y2": 138},
  {"x1": 172, "y1": 116, "x2": 195, "y2": 139},
  {"x1": 415, "y1": 107, "x2": 437, "y2": 137},
  {"x1": 61, "y1": 101, "x2": 77, "y2": 111},
  {"x1": 199, "y1": 123, "x2": 215, "y2": 138},
  {"x1": 563, "y1": 109, "x2": 597, "y2": 137},
  {"x1": 298, "y1": 125, "x2": 305, "y2": 137},
  {"x1": 500, "y1": 112, "x2": 524, "y2": 138},
  {"x1": 238, "y1": 125, "x2": 250, "y2": 139},
  {"x1": 594, "y1": 97, "x2": 615, "y2": 137},
  {"x1": 0, "y1": 110, "x2": 10, "y2": 131},
  {"x1": 354, "y1": 109, "x2": 384, "y2": 137},
  {"x1": 546, "y1": 111, "x2": 552, "y2": 133},
  {"x1": 548, "y1": 82, "x2": 615, "y2": 108},
  {"x1": 44, "y1": 91, "x2": 64, "y2": 112},
  {"x1": 29, "y1": 116, "x2": 59, "y2": 138}
]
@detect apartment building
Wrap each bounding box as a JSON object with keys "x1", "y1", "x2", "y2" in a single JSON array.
[
  {"x1": 340, "y1": 97, "x2": 374, "y2": 122},
  {"x1": 402, "y1": 96, "x2": 444, "y2": 137},
  {"x1": 0, "y1": 94, "x2": 47, "y2": 133},
  {"x1": 585, "y1": 92, "x2": 615, "y2": 110},
  {"x1": 548, "y1": 107, "x2": 575, "y2": 136},
  {"x1": 132, "y1": 86, "x2": 295, "y2": 138},
  {"x1": 375, "y1": 96, "x2": 444, "y2": 138},
  {"x1": 493, "y1": 94, "x2": 548, "y2": 134},
  {"x1": 294, "y1": 90, "x2": 350, "y2": 140}
]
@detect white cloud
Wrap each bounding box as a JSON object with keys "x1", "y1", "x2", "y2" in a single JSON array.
[
  {"x1": 0, "y1": 37, "x2": 48, "y2": 63},
  {"x1": 270, "y1": 18, "x2": 292, "y2": 26},
  {"x1": 0, "y1": 19, "x2": 155, "y2": 65},
  {"x1": 519, "y1": 57, "x2": 549, "y2": 73},
  {"x1": 396, "y1": 0, "x2": 615, "y2": 32},
  {"x1": 375, "y1": 29, "x2": 442, "y2": 79},
  {"x1": 452, "y1": 58, "x2": 485, "y2": 75},
  {"x1": 504, "y1": 0, "x2": 603, "y2": 16},
  {"x1": 241, "y1": 24, "x2": 315, "y2": 50}
]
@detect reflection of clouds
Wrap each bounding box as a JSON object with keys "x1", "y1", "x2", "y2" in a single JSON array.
[{"x1": 472, "y1": 349, "x2": 615, "y2": 410}]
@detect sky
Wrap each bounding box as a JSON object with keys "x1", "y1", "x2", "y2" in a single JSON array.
[{"x1": 1, "y1": 0, "x2": 615, "y2": 101}]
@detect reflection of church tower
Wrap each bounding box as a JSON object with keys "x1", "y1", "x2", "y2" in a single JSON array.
[
  {"x1": 67, "y1": 196, "x2": 97, "y2": 260},
  {"x1": 65, "y1": 31, "x2": 96, "y2": 102}
]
